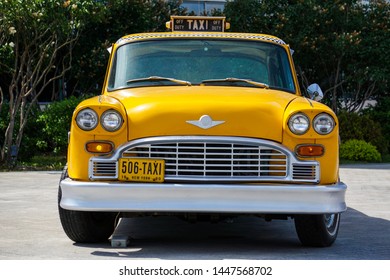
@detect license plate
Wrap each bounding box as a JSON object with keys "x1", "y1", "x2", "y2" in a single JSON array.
[{"x1": 118, "y1": 158, "x2": 165, "y2": 183}]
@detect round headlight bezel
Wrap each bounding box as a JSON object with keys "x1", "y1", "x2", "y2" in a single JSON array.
[
  {"x1": 288, "y1": 113, "x2": 310, "y2": 135},
  {"x1": 313, "y1": 113, "x2": 335, "y2": 135},
  {"x1": 76, "y1": 108, "x2": 98, "y2": 131},
  {"x1": 101, "y1": 109, "x2": 123, "y2": 132}
]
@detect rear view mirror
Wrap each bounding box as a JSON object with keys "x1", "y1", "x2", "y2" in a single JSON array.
[{"x1": 307, "y1": 83, "x2": 324, "y2": 101}]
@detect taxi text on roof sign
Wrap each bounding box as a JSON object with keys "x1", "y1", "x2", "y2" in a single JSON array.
[{"x1": 167, "y1": 16, "x2": 230, "y2": 32}]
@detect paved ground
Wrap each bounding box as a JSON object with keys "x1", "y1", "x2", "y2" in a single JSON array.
[{"x1": 0, "y1": 164, "x2": 389, "y2": 260}]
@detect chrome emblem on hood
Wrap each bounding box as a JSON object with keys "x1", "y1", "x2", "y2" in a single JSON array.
[{"x1": 186, "y1": 115, "x2": 225, "y2": 129}]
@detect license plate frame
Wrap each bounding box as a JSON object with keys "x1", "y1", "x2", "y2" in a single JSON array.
[{"x1": 118, "y1": 158, "x2": 165, "y2": 183}]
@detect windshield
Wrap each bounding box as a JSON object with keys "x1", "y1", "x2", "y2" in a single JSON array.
[{"x1": 108, "y1": 39, "x2": 296, "y2": 92}]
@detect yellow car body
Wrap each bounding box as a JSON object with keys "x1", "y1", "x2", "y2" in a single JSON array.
[
  {"x1": 68, "y1": 86, "x2": 339, "y2": 183},
  {"x1": 59, "y1": 16, "x2": 346, "y2": 246}
]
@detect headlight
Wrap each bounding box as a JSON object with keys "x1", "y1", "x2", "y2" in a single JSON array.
[
  {"x1": 288, "y1": 113, "x2": 310, "y2": 135},
  {"x1": 76, "y1": 108, "x2": 98, "y2": 131},
  {"x1": 313, "y1": 113, "x2": 335, "y2": 135},
  {"x1": 101, "y1": 109, "x2": 123, "y2": 132}
]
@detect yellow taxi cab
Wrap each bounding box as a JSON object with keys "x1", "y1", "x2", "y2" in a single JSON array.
[{"x1": 59, "y1": 16, "x2": 347, "y2": 247}]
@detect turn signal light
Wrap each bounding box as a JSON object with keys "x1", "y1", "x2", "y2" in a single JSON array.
[
  {"x1": 86, "y1": 142, "x2": 113, "y2": 154},
  {"x1": 296, "y1": 145, "x2": 324, "y2": 157}
]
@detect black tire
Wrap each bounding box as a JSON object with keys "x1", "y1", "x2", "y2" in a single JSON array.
[
  {"x1": 294, "y1": 213, "x2": 341, "y2": 247},
  {"x1": 58, "y1": 166, "x2": 117, "y2": 243}
]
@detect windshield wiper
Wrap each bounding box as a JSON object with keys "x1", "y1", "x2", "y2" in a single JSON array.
[
  {"x1": 200, "y1": 77, "x2": 269, "y2": 89},
  {"x1": 126, "y1": 76, "x2": 191, "y2": 86}
]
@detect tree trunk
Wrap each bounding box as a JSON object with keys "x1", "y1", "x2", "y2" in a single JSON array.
[{"x1": 332, "y1": 58, "x2": 342, "y2": 114}]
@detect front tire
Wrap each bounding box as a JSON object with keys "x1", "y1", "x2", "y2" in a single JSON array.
[
  {"x1": 58, "y1": 167, "x2": 117, "y2": 243},
  {"x1": 294, "y1": 213, "x2": 340, "y2": 247}
]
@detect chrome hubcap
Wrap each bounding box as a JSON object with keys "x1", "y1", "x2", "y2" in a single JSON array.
[{"x1": 324, "y1": 214, "x2": 339, "y2": 236}]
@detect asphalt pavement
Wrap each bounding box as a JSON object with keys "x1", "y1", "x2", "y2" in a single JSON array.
[{"x1": 0, "y1": 164, "x2": 389, "y2": 260}]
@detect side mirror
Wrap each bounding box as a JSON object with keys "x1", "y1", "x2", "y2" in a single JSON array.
[{"x1": 307, "y1": 83, "x2": 324, "y2": 102}]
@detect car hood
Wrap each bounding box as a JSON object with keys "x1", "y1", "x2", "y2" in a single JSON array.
[{"x1": 108, "y1": 86, "x2": 300, "y2": 142}]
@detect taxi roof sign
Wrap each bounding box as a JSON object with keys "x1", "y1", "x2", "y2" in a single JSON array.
[{"x1": 166, "y1": 16, "x2": 230, "y2": 32}]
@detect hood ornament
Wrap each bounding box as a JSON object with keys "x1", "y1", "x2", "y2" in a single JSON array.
[{"x1": 186, "y1": 115, "x2": 225, "y2": 129}]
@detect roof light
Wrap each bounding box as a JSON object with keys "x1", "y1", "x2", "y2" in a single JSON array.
[{"x1": 167, "y1": 16, "x2": 229, "y2": 32}]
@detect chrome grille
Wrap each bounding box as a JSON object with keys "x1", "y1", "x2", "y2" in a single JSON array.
[
  {"x1": 89, "y1": 136, "x2": 319, "y2": 183},
  {"x1": 123, "y1": 142, "x2": 288, "y2": 180}
]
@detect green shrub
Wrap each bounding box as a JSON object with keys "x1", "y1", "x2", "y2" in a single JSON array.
[
  {"x1": 37, "y1": 96, "x2": 87, "y2": 155},
  {"x1": 0, "y1": 104, "x2": 8, "y2": 145},
  {"x1": 338, "y1": 110, "x2": 388, "y2": 155},
  {"x1": 340, "y1": 139, "x2": 382, "y2": 162},
  {"x1": 365, "y1": 97, "x2": 390, "y2": 155},
  {"x1": 0, "y1": 102, "x2": 44, "y2": 161}
]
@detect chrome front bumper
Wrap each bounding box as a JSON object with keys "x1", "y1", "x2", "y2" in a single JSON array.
[{"x1": 60, "y1": 179, "x2": 347, "y2": 214}]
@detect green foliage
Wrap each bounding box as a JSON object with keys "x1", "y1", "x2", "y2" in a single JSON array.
[
  {"x1": 365, "y1": 96, "x2": 390, "y2": 154},
  {"x1": 0, "y1": 0, "x2": 100, "y2": 72},
  {"x1": 0, "y1": 104, "x2": 9, "y2": 150},
  {"x1": 0, "y1": 0, "x2": 101, "y2": 166},
  {"x1": 21, "y1": 155, "x2": 66, "y2": 171},
  {"x1": 224, "y1": 0, "x2": 264, "y2": 33},
  {"x1": 0, "y1": 102, "x2": 43, "y2": 161},
  {"x1": 340, "y1": 139, "x2": 382, "y2": 162},
  {"x1": 338, "y1": 110, "x2": 388, "y2": 155},
  {"x1": 1, "y1": 95, "x2": 87, "y2": 164},
  {"x1": 37, "y1": 96, "x2": 86, "y2": 155}
]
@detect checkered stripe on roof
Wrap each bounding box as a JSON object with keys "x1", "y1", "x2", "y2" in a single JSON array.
[{"x1": 116, "y1": 33, "x2": 286, "y2": 45}]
